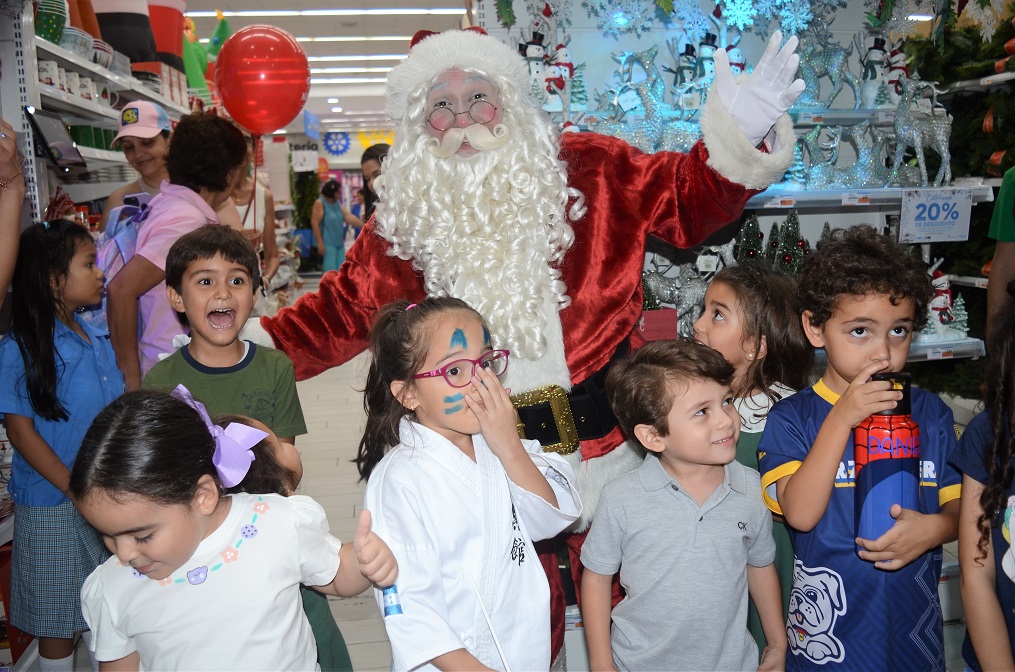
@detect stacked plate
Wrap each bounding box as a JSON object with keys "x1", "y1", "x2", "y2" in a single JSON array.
[
  {"x1": 92, "y1": 39, "x2": 113, "y2": 69},
  {"x1": 110, "y1": 51, "x2": 131, "y2": 78},
  {"x1": 35, "y1": 0, "x2": 67, "y2": 43},
  {"x1": 60, "y1": 25, "x2": 94, "y2": 61},
  {"x1": 134, "y1": 71, "x2": 162, "y2": 95}
]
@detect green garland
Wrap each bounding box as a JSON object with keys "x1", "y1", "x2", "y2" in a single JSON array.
[
  {"x1": 495, "y1": 0, "x2": 516, "y2": 28},
  {"x1": 866, "y1": 0, "x2": 896, "y2": 27}
]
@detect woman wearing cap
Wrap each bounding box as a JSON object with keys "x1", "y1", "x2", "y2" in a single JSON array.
[
  {"x1": 310, "y1": 179, "x2": 361, "y2": 273},
  {"x1": 106, "y1": 112, "x2": 248, "y2": 389},
  {"x1": 100, "y1": 101, "x2": 241, "y2": 231},
  {"x1": 99, "y1": 101, "x2": 172, "y2": 231}
]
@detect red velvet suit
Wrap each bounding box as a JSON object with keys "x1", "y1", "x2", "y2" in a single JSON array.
[{"x1": 263, "y1": 130, "x2": 758, "y2": 658}]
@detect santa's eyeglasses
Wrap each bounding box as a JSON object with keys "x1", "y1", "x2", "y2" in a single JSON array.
[{"x1": 426, "y1": 100, "x2": 498, "y2": 132}]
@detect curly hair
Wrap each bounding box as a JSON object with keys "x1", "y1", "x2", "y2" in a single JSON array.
[
  {"x1": 166, "y1": 112, "x2": 247, "y2": 193},
  {"x1": 797, "y1": 225, "x2": 932, "y2": 331},
  {"x1": 605, "y1": 339, "x2": 734, "y2": 451},
  {"x1": 976, "y1": 279, "x2": 1015, "y2": 562}
]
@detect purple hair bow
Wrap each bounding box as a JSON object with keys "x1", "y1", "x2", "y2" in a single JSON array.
[{"x1": 170, "y1": 385, "x2": 268, "y2": 488}]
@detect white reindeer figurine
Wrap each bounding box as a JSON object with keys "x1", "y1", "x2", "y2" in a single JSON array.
[{"x1": 887, "y1": 76, "x2": 952, "y2": 188}]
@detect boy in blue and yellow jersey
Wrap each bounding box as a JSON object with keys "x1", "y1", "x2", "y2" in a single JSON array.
[{"x1": 758, "y1": 225, "x2": 960, "y2": 672}]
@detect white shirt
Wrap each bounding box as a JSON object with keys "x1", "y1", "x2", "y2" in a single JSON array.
[
  {"x1": 365, "y1": 419, "x2": 581, "y2": 671},
  {"x1": 82, "y1": 492, "x2": 342, "y2": 671}
]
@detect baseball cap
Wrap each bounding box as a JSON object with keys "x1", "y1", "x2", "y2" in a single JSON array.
[{"x1": 110, "y1": 101, "x2": 172, "y2": 148}]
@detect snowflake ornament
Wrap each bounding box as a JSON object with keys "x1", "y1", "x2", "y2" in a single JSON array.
[
  {"x1": 323, "y1": 132, "x2": 351, "y2": 157},
  {"x1": 581, "y1": 0, "x2": 657, "y2": 39},
  {"x1": 678, "y1": 7, "x2": 711, "y2": 45},
  {"x1": 779, "y1": 0, "x2": 813, "y2": 34},
  {"x1": 722, "y1": 0, "x2": 757, "y2": 31},
  {"x1": 962, "y1": 0, "x2": 1005, "y2": 42}
]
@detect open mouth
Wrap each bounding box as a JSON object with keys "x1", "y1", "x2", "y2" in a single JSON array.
[{"x1": 208, "y1": 308, "x2": 236, "y2": 330}]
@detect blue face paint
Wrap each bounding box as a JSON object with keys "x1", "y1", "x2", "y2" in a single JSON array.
[
  {"x1": 444, "y1": 404, "x2": 465, "y2": 415},
  {"x1": 450, "y1": 328, "x2": 468, "y2": 351},
  {"x1": 482, "y1": 326, "x2": 491, "y2": 347},
  {"x1": 444, "y1": 393, "x2": 465, "y2": 403}
]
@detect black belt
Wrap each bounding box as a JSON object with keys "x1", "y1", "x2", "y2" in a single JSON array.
[{"x1": 511, "y1": 340, "x2": 628, "y2": 455}]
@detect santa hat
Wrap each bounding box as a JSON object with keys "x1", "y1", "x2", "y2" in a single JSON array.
[
  {"x1": 386, "y1": 28, "x2": 531, "y2": 123},
  {"x1": 931, "y1": 269, "x2": 949, "y2": 288}
]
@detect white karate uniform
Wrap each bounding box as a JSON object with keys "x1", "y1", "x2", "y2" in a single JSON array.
[{"x1": 364, "y1": 419, "x2": 582, "y2": 671}]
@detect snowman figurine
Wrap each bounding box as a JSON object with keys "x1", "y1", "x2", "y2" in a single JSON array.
[
  {"x1": 725, "y1": 45, "x2": 746, "y2": 76},
  {"x1": 694, "y1": 32, "x2": 718, "y2": 88}
]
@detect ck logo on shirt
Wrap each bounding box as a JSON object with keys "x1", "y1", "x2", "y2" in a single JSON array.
[{"x1": 738, "y1": 521, "x2": 747, "y2": 530}]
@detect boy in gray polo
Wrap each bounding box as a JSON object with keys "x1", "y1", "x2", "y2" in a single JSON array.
[{"x1": 581, "y1": 339, "x2": 786, "y2": 671}]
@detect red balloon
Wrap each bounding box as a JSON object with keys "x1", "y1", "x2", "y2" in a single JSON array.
[{"x1": 215, "y1": 25, "x2": 310, "y2": 136}]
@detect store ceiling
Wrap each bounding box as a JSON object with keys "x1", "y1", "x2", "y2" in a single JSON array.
[{"x1": 185, "y1": 1, "x2": 469, "y2": 134}]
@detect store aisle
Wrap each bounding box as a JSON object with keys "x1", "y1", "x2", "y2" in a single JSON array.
[{"x1": 295, "y1": 350, "x2": 392, "y2": 671}]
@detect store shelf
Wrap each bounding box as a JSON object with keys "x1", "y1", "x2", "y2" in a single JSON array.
[
  {"x1": 39, "y1": 84, "x2": 118, "y2": 125},
  {"x1": 789, "y1": 108, "x2": 898, "y2": 126},
  {"x1": 115, "y1": 78, "x2": 190, "y2": 117},
  {"x1": 35, "y1": 37, "x2": 131, "y2": 90},
  {"x1": 747, "y1": 184, "x2": 995, "y2": 210},
  {"x1": 948, "y1": 275, "x2": 988, "y2": 289},
  {"x1": 62, "y1": 179, "x2": 132, "y2": 203},
  {"x1": 909, "y1": 337, "x2": 986, "y2": 361},
  {"x1": 77, "y1": 146, "x2": 127, "y2": 168},
  {"x1": 941, "y1": 71, "x2": 1015, "y2": 95}
]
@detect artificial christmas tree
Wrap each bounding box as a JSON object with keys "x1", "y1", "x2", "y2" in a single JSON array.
[{"x1": 736, "y1": 213, "x2": 767, "y2": 265}]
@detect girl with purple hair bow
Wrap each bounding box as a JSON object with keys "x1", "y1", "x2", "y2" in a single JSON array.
[{"x1": 69, "y1": 386, "x2": 397, "y2": 672}]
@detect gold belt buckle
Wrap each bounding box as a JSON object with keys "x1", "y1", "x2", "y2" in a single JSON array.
[{"x1": 510, "y1": 384, "x2": 580, "y2": 456}]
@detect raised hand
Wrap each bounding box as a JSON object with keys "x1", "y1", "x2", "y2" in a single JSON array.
[
  {"x1": 712, "y1": 31, "x2": 806, "y2": 146},
  {"x1": 353, "y1": 509, "x2": 398, "y2": 587},
  {"x1": 828, "y1": 360, "x2": 901, "y2": 430},
  {"x1": 463, "y1": 364, "x2": 524, "y2": 458}
]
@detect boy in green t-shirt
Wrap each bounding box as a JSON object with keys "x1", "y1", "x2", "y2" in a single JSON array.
[{"x1": 143, "y1": 225, "x2": 306, "y2": 443}]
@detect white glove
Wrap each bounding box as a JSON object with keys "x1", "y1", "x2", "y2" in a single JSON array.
[{"x1": 712, "y1": 31, "x2": 806, "y2": 147}]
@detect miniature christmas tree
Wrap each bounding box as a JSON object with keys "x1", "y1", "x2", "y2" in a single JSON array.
[
  {"x1": 765, "y1": 222, "x2": 781, "y2": 264},
  {"x1": 774, "y1": 209, "x2": 807, "y2": 275},
  {"x1": 782, "y1": 143, "x2": 808, "y2": 187},
  {"x1": 736, "y1": 213, "x2": 767, "y2": 265},
  {"x1": 874, "y1": 80, "x2": 891, "y2": 106},
  {"x1": 571, "y1": 63, "x2": 589, "y2": 106},
  {"x1": 530, "y1": 78, "x2": 548, "y2": 105},
  {"x1": 818, "y1": 221, "x2": 832, "y2": 249},
  {"x1": 950, "y1": 294, "x2": 968, "y2": 335}
]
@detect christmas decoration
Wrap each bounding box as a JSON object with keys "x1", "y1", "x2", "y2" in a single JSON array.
[
  {"x1": 323, "y1": 132, "x2": 352, "y2": 157},
  {"x1": 801, "y1": 125, "x2": 839, "y2": 189},
  {"x1": 580, "y1": 0, "x2": 658, "y2": 39},
  {"x1": 887, "y1": 76, "x2": 953, "y2": 187},
  {"x1": 774, "y1": 209, "x2": 807, "y2": 274},
  {"x1": 664, "y1": 39, "x2": 698, "y2": 86},
  {"x1": 818, "y1": 221, "x2": 832, "y2": 248},
  {"x1": 781, "y1": 142, "x2": 808, "y2": 188},
  {"x1": 797, "y1": 19, "x2": 862, "y2": 109},
  {"x1": 766, "y1": 222, "x2": 781, "y2": 264},
  {"x1": 961, "y1": 0, "x2": 1006, "y2": 42},
  {"x1": 839, "y1": 120, "x2": 890, "y2": 188},
  {"x1": 736, "y1": 213, "x2": 768, "y2": 265},
  {"x1": 951, "y1": 294, "x2": 968, "y2": 334}
]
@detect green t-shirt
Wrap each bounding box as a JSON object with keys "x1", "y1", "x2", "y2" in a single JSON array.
[
  {"x1": 989, "y1": 166, "x2": 1015, "y2": 242},
  {"x1": 143, "y1": 342, "x2": 307, "y2": 439}
]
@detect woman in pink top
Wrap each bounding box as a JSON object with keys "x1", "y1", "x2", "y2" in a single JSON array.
[{"x1": 106, "y1": 112, "x2": 247, "y2": 389}]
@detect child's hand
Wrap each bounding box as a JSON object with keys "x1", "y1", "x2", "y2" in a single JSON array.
[
  {"x1": 464, "y1": 365, "x2": 524, "y2": 458},
  {"x1": 828, "y1": 360, "x2": 901, "y2": 429},
  {"x1": 353, "y1": 509, "x2": 398, "y2": 587},
  {"x1": 856, "y1": 504, "x2": 935, "y2": 570},
  {"x1": 758, "y1": 644, "x2": 786, "y2": 672}
]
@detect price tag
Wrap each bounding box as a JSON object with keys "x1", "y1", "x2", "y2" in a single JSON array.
[
  {"x1": 764, "y1": 195, "x2": 796, "y2": 208},
  {"x1": 926, "y1": 348, "x2": 955, "y2": 360},
  {"x1": 680, "y1": 92, "x2": 701, "y2": 110},
  {"x1": 980, "y1": 75, "x2": 997, "y2": 86},
  {"x1": 797, "y1": 112, "x2": 825, "y2": 124},
  {"x1": 617, "y1": 88, "x2": 641, "y2": 111},
  {"x1": 841, "y1": 193, "x2": 872, "y2": 206},
  {"x1": 898, "y1": 188, "x2": 972, "y2": 243},
  {"x1": 876, "y1": 110, "x2": 896, "y2": 123},
  {"x1": 916, "y1": 98, "x2": 933, "y2": 115},
  {"x1": 696, "y1": 253, "x2": 719, "y2": 274}
]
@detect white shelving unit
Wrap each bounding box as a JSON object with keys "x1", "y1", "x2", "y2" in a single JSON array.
[{"x1": 747, "y1": 184, "x2": 995, "y2": 210}]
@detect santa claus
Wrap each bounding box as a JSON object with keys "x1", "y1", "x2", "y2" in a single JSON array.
[{"x1": 254, "y1": 26, "x2": 803, "y2": 663}]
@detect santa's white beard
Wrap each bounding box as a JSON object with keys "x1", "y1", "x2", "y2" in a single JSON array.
[{"x1": 375, "y1": 113, "x2": 576, "y2": 391}]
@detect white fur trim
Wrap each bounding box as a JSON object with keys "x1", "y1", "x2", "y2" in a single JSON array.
[
  {"x1": 699, "y1": 93, "x2": 795, "y2": 190},
  {"x1": 386, "y1": 30, "x2": 530, "y2": 123},
  {"x1": 565, "y1": 441, "x2": 645, "y2": 533}
]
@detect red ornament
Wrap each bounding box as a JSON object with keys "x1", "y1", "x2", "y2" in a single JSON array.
[
  {"x1": 215, "y1": 25, "x2": 310, "y2": 136},
  {"x1": 783, "y1": 254, "x2": 792, "y2": 263},
  {"x1": 797, "y1": 239, "x2": 805, "y2": 247}
]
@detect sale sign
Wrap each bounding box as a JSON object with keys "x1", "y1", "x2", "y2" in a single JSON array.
[{"x1": 899, "y1": 188, "x2": 972, "y2": 243}]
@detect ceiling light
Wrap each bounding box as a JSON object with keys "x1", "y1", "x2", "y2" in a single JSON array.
[
  {"x1": 327, "y1": 97, "x2": 339, "y2": 104},
  {"x1": 307, "y1": 54, "x2": 406, "y2": 63},
  {"x1": 310, "y1": 67, "x2": 392, "y2": 74},
  {"x1": 906, "y1": 13, "x2": 933, "y2": 20},
  {"x1": 311, "y1": 77, "x2": 389, "y2": 84},
  {"x1": 187, "y1": 8, "x2": 464, "y2": 18},
  {"x1": 331, "y1": 106, "x2": 344, "y2": 112}
]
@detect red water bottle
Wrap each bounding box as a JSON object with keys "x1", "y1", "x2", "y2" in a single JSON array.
[{"x1": 853, "y1": 372, "x2": 920, "y2": 557}]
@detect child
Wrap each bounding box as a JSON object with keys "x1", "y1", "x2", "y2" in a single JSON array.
[
  {"x1": 358, "y1": 297, "x2": 582, "y2": 671},
  {"x1": 71, "y1": 387, "x2": 397, "y2": 671},
  {"x1": 0, "y1": 219, "x2": 124, "y2": 671},
  {"x1": 143, "y1": 225, "x2": 306, "y2": 444},
  {"x1": 693, "y1": 265, "x2": 812, "y2": 648},
  {"x1": 951, "y1": 278, "x2": 1015, "y2": 671},
  {"x1": 581, "y1": 339, "x2": 785, "y2": 672},
  {"x1": 757, "y1": 225, "x2": 960, "y2": 671}
]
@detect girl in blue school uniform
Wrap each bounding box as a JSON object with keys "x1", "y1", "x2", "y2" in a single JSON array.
[{"x1": 0, "y1": 220, "x2": 123, "y2": 672}]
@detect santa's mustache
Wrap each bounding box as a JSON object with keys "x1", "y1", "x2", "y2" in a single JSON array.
[{"x1": 427, "y1": 123, "x2": 510, "y2": 158}]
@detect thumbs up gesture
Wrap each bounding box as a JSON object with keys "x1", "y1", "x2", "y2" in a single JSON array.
[{"x1": 353, "y1": 509, "x2": 398, "y2": 587}]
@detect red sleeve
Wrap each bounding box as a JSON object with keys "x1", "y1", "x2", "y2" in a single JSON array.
[{"x1": 261, "y1": 222, "x2": 425, "y2": 380}]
